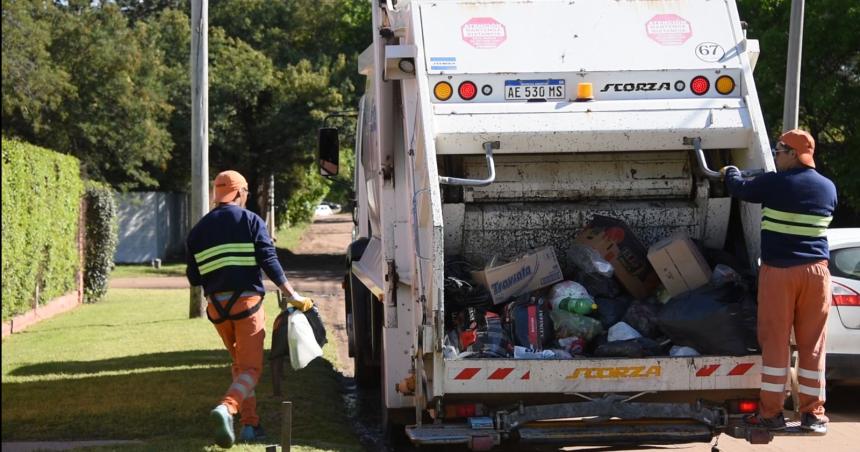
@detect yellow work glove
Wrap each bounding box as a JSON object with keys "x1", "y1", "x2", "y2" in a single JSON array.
[{"x1": 287, "y1": 294, "x2": 314, "y2": 312}]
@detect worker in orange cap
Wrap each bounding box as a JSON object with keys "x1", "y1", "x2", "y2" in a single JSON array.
[
  {"x1": 720, "y1": 129, "x2": 837, "y2": 434},
  {"x1": 186, "y1": 170, "x2": 314, "y2": 448}
]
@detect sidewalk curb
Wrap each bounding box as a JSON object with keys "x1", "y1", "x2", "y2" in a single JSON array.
[{"x1": 2, "y1": 291, "x2": 81, "y2": 340}]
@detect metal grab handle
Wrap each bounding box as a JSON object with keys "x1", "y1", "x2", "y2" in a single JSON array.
[
  {"x1": 439, "y1": 141, "x2": 499, "y2": 186},
  {"x1": 684, "y1": 136, "x2": 766, "y2": 180}
]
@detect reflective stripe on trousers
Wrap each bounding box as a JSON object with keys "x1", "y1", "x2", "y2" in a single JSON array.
[
  {"x1": 213, "y1": 295, "x2": 266, "y2": 426},
  {"x1": 757, "y1": 261, "x2": 830, "y2": 418}
]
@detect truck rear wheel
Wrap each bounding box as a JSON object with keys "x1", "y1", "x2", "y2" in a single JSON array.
[{"x1": 349, "y1": 274, "x2": 380, "y2": 388}]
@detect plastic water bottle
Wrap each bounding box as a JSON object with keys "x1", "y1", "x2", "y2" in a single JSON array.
[{"x1": 558, "y1": 296, "x2": 597, "y2": 315}]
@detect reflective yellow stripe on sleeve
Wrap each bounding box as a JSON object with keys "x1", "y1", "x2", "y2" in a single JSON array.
[
  {"x1": 762, "y1": 208, "x2": 833, "y2": 227},
  {"x1": 198, "y1": 256, "x2": 258, "y2": 275},
  {"x1": 761, "y1": 220, "x2": 828, "y2": 237},
  {"x1": 194, "y1": 242, "x2": 255, "y2": 262}
]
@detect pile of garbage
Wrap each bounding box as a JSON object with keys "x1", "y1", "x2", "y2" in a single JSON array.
[{"x1": 443, "y1": 215, "x2": 759, "y2": 360}]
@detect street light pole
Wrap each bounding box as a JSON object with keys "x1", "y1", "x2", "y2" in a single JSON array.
[
  {"x1": 189, "y1": 0, "x2": 209, "y2": 318},
  {"x1": 782, "y1": 0, "x2": 804, "y2": 131}
]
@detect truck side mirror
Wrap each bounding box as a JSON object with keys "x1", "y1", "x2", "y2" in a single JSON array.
[{"x1": 318, "y1": 127, "x2": 339, "y2": 176}]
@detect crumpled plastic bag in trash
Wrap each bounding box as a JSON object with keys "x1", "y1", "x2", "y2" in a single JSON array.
[
  {"x1": 566, "y1": 244, "x2": 621, "y2": 298},
  {"x1": 594, "y1": 337, "x2": 661, "y2": 358},
  {"x1": 551, "y1": 311, "x2": 603, "y2": 341},
  {"x1": 657, "y1": 282, "x2": 755, "y2": 356},
  {"x1": 608, "y1": 321, "x2": 642, "y2": 342},
  {"x1": 622, "y1": 300, "x2": 661, "y2": 338}
]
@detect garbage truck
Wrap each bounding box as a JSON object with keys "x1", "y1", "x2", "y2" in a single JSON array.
[{"x1": 318, "y1": 0, "x2": 794, "y2": 449}]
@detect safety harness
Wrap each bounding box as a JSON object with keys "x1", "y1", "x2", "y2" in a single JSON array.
[{"x1": 207, "y1": 291, "x2": 263, "y2": 324}]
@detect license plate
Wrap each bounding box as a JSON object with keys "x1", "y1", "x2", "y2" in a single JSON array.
[{"x1": 504, "y1": 79, "x2": 566, "y2": 100}]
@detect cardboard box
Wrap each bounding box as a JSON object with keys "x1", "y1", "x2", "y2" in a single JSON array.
[
  {"x1": 647, "y1": 234, "x2": 712, "y2": 298},
  {"x1": 472, "y1": 247, "x2": 563, "y2": 305},
  {"x1": 574, "y1": 215, "x2": 659, "y2": 299}
]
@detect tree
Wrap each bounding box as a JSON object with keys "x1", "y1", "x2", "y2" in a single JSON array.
[
  {"x1": 738, "y1": 0, "x2": 860, "y2": 220},
  {"x1": 2, "y1": 0, "x2": 74, "y2": 140},
  {"x1": 2, "y1": 1, "x2": 174, "y2": 189}
]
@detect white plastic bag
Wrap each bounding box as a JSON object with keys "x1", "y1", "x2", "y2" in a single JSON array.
[
  {"x1": 669, "y1": 345, "x2": 700, "y2": 357},
  {"x1": 548, "y1": 281, "x2": 594, "y2": 312},
  {"x1": 288, "y1": 310, "x2": 323, "y2": 370},
  {"x1": 608, "y1": 321, "x2": 642, "y2": 342}
]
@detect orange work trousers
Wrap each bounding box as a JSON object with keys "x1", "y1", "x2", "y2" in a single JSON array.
[
  {"x1": 208, "y1": 295, "x2": 266, "y2": 427},
  {"x1": 757, "y1": 260, "x2": 830, "y2": 418}
]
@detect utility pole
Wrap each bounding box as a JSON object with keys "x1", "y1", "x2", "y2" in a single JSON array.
[
  {"x1": 782, "y1": 0, "x2": 804, "y2": 131},
  {"x1": 267, "y1": 174, "x2": 276, "y2": 238},
  {"x1": 189, "y1": 0, "x2": 209, "y2": 318}
]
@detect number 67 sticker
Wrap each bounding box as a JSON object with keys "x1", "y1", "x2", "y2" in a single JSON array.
[{"x1": 695, "y1": 42, "x2": 726, "y2": 62}]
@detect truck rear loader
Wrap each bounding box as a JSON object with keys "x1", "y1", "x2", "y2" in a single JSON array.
[{"x1": 319, "y1": 0, "x2": 794, "y2": 449}]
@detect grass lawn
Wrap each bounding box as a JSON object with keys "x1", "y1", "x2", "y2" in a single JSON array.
[
  {"x1": 274, "y1": 221, "x2": 310, "y2": 252},
  {"x1": 1, "y1": 289, "x2": 361, "y2": 452}
]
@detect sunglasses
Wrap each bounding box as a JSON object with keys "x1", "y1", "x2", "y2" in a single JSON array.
[{"x1": 771, "y1": 143, "x2": 791, "y2": 157}]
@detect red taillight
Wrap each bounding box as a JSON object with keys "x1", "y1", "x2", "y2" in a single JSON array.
[
  {"x1": 690, "y1": 76, "x2": 710, "y2": 95},
  {"x1": 727, "y1": 399, "x2": 759, "y2": 414},
  {"x1": 459, "y1": 81, "x2": 478, "y2": 100},
  {"x1": 738, "y1": 400, "x2": 759, "y2": 414},
  {"x1": 444, "y1": 403, "x2": 485, "y2": 418},
  {"x1": 833, "y1": 282, "x2": 860, "y2": 306}
]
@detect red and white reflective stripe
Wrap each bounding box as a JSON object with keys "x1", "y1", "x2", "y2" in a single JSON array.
[
  {"x1": 453, "y1": 368, "x2": 530, "y2": 380},
  {"x1": 762, "y1": 365, "x2": 788, "y2": 377},
  {"x1": 454, "y1": 368, "x2": 481, "y2": 380},
  {"x1": 798, "y1": 368, "x2": 824, "y2": 381},
  {"x1": 799, "y1": 383, "x2": 826, "y2": 398},
  {"x1": 761, "y1": 381, "x2": 785, "y2": 393},
  {"x1": 488, "y1": 368, "x2": 514, "y2": 380},
  {"x1": 695, "y1": 362, "x2": 755, "y2": 377}
]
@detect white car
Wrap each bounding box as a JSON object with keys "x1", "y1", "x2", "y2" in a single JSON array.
[
  {"x1": 826, "y1": 228, "x2": 860, "y2": 385},
  {"x1": 314, "y1": 204, "x2": 334, "y2": 216}
]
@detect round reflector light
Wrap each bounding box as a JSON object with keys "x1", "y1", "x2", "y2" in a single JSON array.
[
  {"x1": 459, "y1": 81, "x2": 477, "y2": 100},
  {"x1": 434, "y1": 82, "x2": 453, "y2": 101},
  {"x1": 715, "y1": 75, "x2": 735, "y2": 95},
  {"x1": 690, "y1": 76, "x2": 710, "y2": 95}
]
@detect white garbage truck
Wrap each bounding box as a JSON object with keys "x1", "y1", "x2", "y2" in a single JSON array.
[{"x1": 319, "y1": 0, "x2": 787, "y2": 449}]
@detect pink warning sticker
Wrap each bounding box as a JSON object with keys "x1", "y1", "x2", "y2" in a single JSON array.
[
  {"x1": 461, "y1": 17, "x2": 507, "y2": 49},
  {"x1": 646, "y1": 14, "x2": 693, "y2": 46}
]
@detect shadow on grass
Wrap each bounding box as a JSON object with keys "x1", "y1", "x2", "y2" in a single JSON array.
[
  {"x1": 9, "y1": 350, "x2": 228, "y2": 377},
  {"x1": 2, "y1": 351, "x2": 360, "y2": 451}
]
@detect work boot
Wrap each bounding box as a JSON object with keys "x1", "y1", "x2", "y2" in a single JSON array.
[
  {"x1": 210, "y1": 404, "x2": 235, "y2": 448},
  {"x1": 800, "y1": 413, "x2": 828, "y2": 434},
  {"x1": 239, "y1": 423, "x2": 267, "y2": 442},
  {"x1": 743, "y1": 413, "x2": 786, "y2": 431}
]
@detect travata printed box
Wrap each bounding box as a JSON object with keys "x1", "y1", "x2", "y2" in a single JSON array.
[{"x1": 472, "y1": 247, "x2": 564, "y2": 304}]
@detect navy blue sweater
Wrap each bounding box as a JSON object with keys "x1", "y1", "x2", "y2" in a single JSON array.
[
  {"x1": 186, "y1": 204, "x2": 286, "y2": 297},
  {"x1": 725, "y1": 167, "x2": 837, "y2": 267}
]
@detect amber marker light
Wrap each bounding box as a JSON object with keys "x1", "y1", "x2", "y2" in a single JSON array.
[
  {"x1": 715, "y1": 75, "x2": 736, "y2": 95},
  {"x1": 434, "y1": 81, "x2": 453, "y2": 101},
  {"x1": 576, "y1": 82, "x2": 594, "y2": 101}
]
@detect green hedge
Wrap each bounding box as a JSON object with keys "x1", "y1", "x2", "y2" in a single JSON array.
[
  {"x1": 83, "y1": 181, "x2": 118, "y2": 303},
  {"x1": 1, "y1": 138, "x2": 84, "y2": 320}
]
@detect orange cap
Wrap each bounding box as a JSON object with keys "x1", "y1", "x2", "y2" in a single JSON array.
[
  {"x1": 779, "y1": 129, "x2": 815, "y2": 168},
  {"x1": 213, "y1": 170, "x2": 248, "y2": 203}
]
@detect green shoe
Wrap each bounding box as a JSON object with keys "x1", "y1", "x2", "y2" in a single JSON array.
[{"x1": 210, "y1": 404, "x2": 235, "y2": 448}]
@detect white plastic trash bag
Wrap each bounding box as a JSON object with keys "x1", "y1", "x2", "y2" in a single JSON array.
[
  {"x1": 669, "y1": 345, "x2": 700, "y2": 357},
  {"x1": 288, "y1": 310, "x2": 323, "y2": 370},
  {"x1": 608, "y1": 321, "x2": 642, "y2": 342}
]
